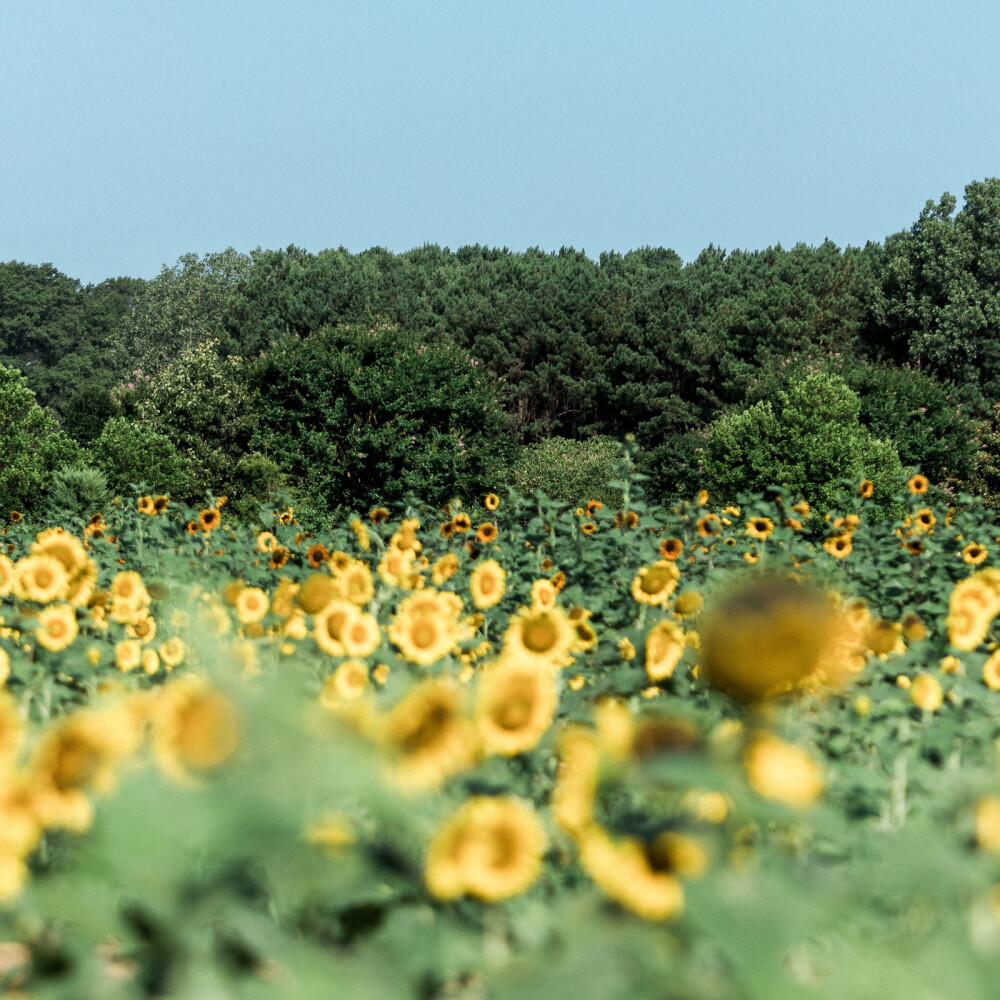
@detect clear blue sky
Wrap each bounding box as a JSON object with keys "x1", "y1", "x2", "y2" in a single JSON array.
[{"x1": 2, "y1": 1, "x2": 999, "y2": 286}]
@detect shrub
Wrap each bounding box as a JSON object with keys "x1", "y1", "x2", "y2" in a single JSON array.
[
  {"x1": 509, "y1": 436, "x2": 624, "y2": 508},
  {"x1": 135, "y1": 339, "x2": 257, "y2": 502},
  {"x1": 248, "y1": 322, "x2": 517, "y2": 518},
  {"x1": 62, "y1": 384, "x2": 121, "y2": 444},
  {"x1": 0, "y1": 364, "x2": 82, "y2": 515},
  {"x1": 745, "y1": 354, "x2": 979, "y2": 488},
  {"x1": 45, "y1": 463, "x2": 112, "y2": 522},
  {"x1": 89, "y1": 417, "x2": 188, "y2": 497},
  {"x1": 702, "y1": 372, "x2": 904, "y2": 513}
]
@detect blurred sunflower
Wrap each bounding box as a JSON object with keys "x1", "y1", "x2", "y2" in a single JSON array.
[
  {"x1": 469, "y1": 559, "x2": 507, "y2": 610},
  {"x1": 963, "y1": 542, "x2": 989, "y2": 566},
  {"x1": 425, "y1": 796, "x2": 546, "y2": 902},
  {"x1": 631, "y1": 561, "x2": 680, "y2": 607},
  {"x1": 380, "y1": 679, "x2": 478, "y2": 790},
  {"x1": 907, "y1": 473, "x2": 930, "y2": 494},
  {"x1": 645, "y1": 619, "x2": 686, "y2": 681},
  {"x1": 484, "y1": 493, "x2": 500, "y2": 512},
  {"x1": 659, "y1": 538, "x2": 683, "y2": 561},
  {"x1": 199, "y1": 508, "x2": 220, "y2": 531},
  {"x1": 503, "y1": 605, "x2": 575, "y2": 670},
  {"x1": 475, "y1": 658, "x2": 558, "y2": 756},
  {"x1": 35, "y1": 604, "x2": 78, "y2": 653}
]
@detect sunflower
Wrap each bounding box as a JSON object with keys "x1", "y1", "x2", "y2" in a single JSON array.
[
  {"x1": 389, "y1": 590, "x2": 465, "y2": 666},
  {"x1": 340, "y1": 611, "x2": 381, "y2": 658},
  {"x1": 268, "y1": 546, "x2": 290, "y2": 570},
  {"x1": 645, "y1": 619, "x2": 686, "y2": 681},
  {"x1": 484, "y1": 493, "x2": 500, "y2": 512},
  {"x1": 321, "y1": 659, "x2": 370, "y2": 705},
  {"x1": 380, "y1": 680, "x2": 478, "y2": 790},
  {"x1": 791, "y1": 500, "x2": 810, "y2": 517},
  {"x1": 907, "y1": 473, "x2": 930, "y2": 494},
  {"x1": 552, "y1": 727, "x2": 600, "y2": 836},
  {"x1": 469, "y1": 559, "x2": 507, "y2": 610},
  {"x1": 475, "y1": 658, "x2": 558, "y2": 756},
  {"x1": 584, "y1": 500, "x2": 603, "y2": 517},
  {"x1": 913, "y1": 507, "x2": 936, "y2": 532},
  {"x1": 673, "y1": 590, "x2": 703, "y2": 618},
  {"x1": 298, "y1": 573, "x2": 337, "y2": 615},
  {"x1": 947, "y1": 570, "x2": 1000, "y2": 650},
  {"x1": 530, "y1": 578, "x2": 559, "y2": 611},
  {"x1": 0, "y1": 555, "x2": 15, "y2": 597},
  {"x1": 476, "y1": 522, "x2": 498, "y2": 544},
  {"x1": 577, "y1": 825, "x2": 685, "y2": 921},
  {"x1": 503, "y1": 605, "x2": 575, "y2": 670},
  {"x1": 696, "y1": 489, "x2": 709, "y2": 506},
  {"x1": 964, "y1": 542, "x2": 989, "y2": 566},
  {"x1": 823, "y1": 534, "x2": 853, "y2": 559},
  {"x1": 701, "y1": 577, "x2": 840, "y2": 701},
  {"x1": 580, "y1": 521, "x2": 597, "y2": 535},
  {"x1": 115, "y1": 639, "x2": 143, "y2": 672},
  {"x1": 235, "y1": 587, "x2": 269, "y2": 626},
  {"x1": 630, "y1": 561, "x2": 681, "y2": 607},
  {"x1": 14, "y1": 555, "x2": 69, "y2": 604},
  {"x1": 350, "y1": 518, "x2": 370, "y2": 551},
  {"x1": 432, "y1": 553, "x2": 460, "y2": 586},
  {"x1": 744, "y1": 732, "x2": 823, "y2": 808},
  {"x1": 910, "y1": 673, "x2": 943, "y2": 712},
  {"x1": 335, "y1": 560, "x2": 375, "y2": 606},
  {"x1": 256, "y1": 531, "x2": 278, "y2": 554},
  {"x1": 369, "y1": 507, "x2": 390, "y2": 524},
  {"x1": 745, "y1": 516, "x2": 775, "y2": 540},
  {"x1": 425, "y1": 796, "x2": 546, "y2": 902},
  {"x1": 109, "y1": 571, "x2": 150, "y2": 618},
  {"x1": 151, "y1": 678, "x2": 241, "y2": 785},
  {"x1": 659, "y1": 538, "x2": 683, "y2": 561},
  {"x1": 452, "y1": 513, "x2": 472, "y2": 533},
  {"x1": 198, "y1": 508, "x2": 220, "y2": 531},
  {"x1": 858, "y1": 479, "x2": 874, "y2": 498},
  {"x1": 125, "y1": 610, "x2": 157, "y2": 644},
  {"x1": 9, "y1": 511, "x2": 22, "y2": 523},
  {"x1": 28, "y1": 706, "x2": 140, "y2": 831},
  {"x1": 159, "y1": 636, "x2": 186, "y2": 670},
  {"x1": 186, "y1": 520, "x2": 199, "y2": 535},
  {"x1": 377, "y1": 546, "x2": 419, "y2": 588},
  {"x1": 313, "y1": 601, "x2": 359, "y2": 657},
  {"x1": 35, "y1": 604, "x2": 78, "y2": 653},
  {"x1": 307, "y1": 543, "x2": 329, "y2": 569},
  {"x1": 984, "y1": 651, "x2": 1000, "y2": 691},
  {"x1": 137, "y1": 496, "x2": 156, "y2": 516},
  {"x1": 696, "y1": 514, "x2": 721, "y2": 537}
]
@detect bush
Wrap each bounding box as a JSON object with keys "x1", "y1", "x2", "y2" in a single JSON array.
[
  {"x1": 0, "y1": 364, "x2": 82, "y2": 515},
  {"x1": 62, "y1": 384, "x2": 121, "y2": 445},
  {"x1": 135, "y1": 339, "x2": 257, "y2": 502},
  {"x1": 509, "y1": 436, "x2": 624, "y2": 508},
  {"x1": 248, "y1": 322, "x2": 517, "y2": 519},
  {"x1": 45, "y1": 463, "x2": 112, "y2": 522},
  {"x1": 745, "y1": 354, "x2": 979, "y2": 488},
  {"x1": 89, "y1": 417, "x2": 188, "y2": 497},
  {"x1": 702, "y1": 372, "x2": 904, "y2": 513}
]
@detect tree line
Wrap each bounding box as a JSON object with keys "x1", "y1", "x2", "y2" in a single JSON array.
[{"x1": 2, "y1": 178, "x2": 1000, "y2": 522}]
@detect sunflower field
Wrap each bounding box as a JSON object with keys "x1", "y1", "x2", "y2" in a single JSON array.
[{"x1": 6, "y1": 443, "x2": 1000, "y2": 999}]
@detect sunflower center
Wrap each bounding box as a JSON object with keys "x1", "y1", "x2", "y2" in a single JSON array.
[{"x1": 522, "y1": 617, "x2": 558, "y2": 653}]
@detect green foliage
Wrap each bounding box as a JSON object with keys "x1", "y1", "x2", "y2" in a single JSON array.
[
  {"x1": 865, "y1": 178, "x2": 1000, "y2": 414},
  {"x1": 229, "y1": 452, "x2": 288, "y2": 522},
  {"x1": 89, "y1": 416, "x2": 188, "y2": 497},
  {"x1": 45, "y1": 463, "x2": 112, "y2": 522},
  {"x1": 509, "y1": 435, "x2": 624, "y2": 507},
  {"x1": 111, "y1": 248, "x2": 251, "y2": 380},
  {"x1": 248, "y1": 322, "x2": 518, "y2": 519},
  {"x1": 62, "y1": 384, "x2": 121, "y2": 444},
  {"x1": 702, "y1": 372, "x2": 904, "y2": 512},
  {"x1": 0, "y1": 364, "x2": 82, "y2": 515},
  {"x1": 135, "y1": 339, "x2": 257, "y2": 502},
  {"x1": 745, "y1": 354, "x2": 979, "y2": 488}
]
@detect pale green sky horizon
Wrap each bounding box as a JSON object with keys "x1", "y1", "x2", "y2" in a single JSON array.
[{"x1": 2, "y1": 0, "x2": 999, "y2": 285}]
